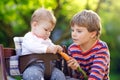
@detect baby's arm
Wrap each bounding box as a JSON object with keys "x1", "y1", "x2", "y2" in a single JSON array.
[{"x1": 22, "y1": 36, "x2": 49, "y2": 55}]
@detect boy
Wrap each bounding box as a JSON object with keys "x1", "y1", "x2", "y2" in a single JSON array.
[
  {"x1": 22, "y1": 8, "x2": 66, "y2": 80},
  {"x1": 67, "y1": 10, "x2": 110, "y2": 80}
]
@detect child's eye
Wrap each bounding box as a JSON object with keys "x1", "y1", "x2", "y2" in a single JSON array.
[
  {"x1": 77, "y1": 30, "x2": 82, "y2": 33},
  {"x1": 71, "y1": 29, "x2": 74, "y2": 32},
  {"x1": 44, "y1": 28, "x2": 48, "y2": 31}
]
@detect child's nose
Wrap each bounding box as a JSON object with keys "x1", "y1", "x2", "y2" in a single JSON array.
[
  {"x1": 72, "y1": 31, "x2": 76, "y2": 37},
  {"x1": 47, "y1": 31, "x2": 50, "y2": 34},
  {"x1": 46, "y1": 31, "x2": 50, "y2": 36}
]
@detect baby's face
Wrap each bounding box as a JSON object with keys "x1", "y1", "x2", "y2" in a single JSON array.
[{"x1": 33, "y1": 22, "x2": 54, "y2": 40}]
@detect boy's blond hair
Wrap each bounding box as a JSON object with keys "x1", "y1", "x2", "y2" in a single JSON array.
[
  {"x1": 31, "y1": 8, "x2": 56, "y2": 27},
  {"x1": 70, "y1": 10, "x2": 101, "y2": 37}
]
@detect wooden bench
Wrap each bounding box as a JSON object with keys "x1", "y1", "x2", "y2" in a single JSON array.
[{"x1": 0, "y1": 44, "x2": 72, "y2": 80}]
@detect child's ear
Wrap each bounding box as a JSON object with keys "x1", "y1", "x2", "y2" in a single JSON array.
[
  {"x1": 91, "y1": 31, "x2": 97, "y2": 38},
  {"x1": 31, "y1": 21, "x2": 37, "y2": 27}
]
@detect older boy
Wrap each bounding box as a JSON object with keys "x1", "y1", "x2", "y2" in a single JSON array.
[{"x1": 67, "y1": 10, "x2": 110, "y2": 80}]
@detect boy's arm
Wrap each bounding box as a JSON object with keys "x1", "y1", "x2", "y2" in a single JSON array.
[{"x1": 88, "y1": 50, "x2": 110, "y2": 80}]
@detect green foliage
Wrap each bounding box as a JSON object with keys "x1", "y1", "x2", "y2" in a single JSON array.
[
  {"x1": 110, "y1": 73, "x2": 120, "y2": 80},
  {"x1": 99, "y1": 0, "x2": 120, "y2": 74}
]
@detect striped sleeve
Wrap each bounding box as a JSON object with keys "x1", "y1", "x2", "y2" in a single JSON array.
[{"x1": 88, "y1": 48, "x2": 110, "y2": 80}]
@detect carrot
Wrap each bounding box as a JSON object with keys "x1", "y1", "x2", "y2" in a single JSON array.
[
  {"x1": 58, "y1": 51, "x2": 88, "y2": 80},
  {"x1": 58, "y1": 51, "x2": 70, "y2": 61}
]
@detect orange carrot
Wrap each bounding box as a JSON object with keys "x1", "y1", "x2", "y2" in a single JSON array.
[
  {"x1": 58, "y1": 51, "x2": 88, "y2": 79},
  {"x1": 58, "y1": 51, "x2": 70, "y2": 61}
]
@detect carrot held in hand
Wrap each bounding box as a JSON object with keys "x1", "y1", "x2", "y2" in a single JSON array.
[
  {"x1": 58, "y1": 51, "x2": 70, "y2": 61},
  {"x1": 58, "y1": 51, "x2": 88, "y2": 80}
]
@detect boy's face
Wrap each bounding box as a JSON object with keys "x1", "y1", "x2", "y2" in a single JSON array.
[
  {"x1": 33, "y1": 22, "x2": 54, "y2": 40},
  {"x1": 71, "y1": 24, "x2": 96, "y2": 46}
]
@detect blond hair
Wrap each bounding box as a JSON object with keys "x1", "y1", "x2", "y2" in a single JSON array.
[
  {"x1": 70, "y1": 10, "x2": 101, "y2": 37},
  {"x1": 31, "y1": 8, "x2": 56, "y2": 27}
]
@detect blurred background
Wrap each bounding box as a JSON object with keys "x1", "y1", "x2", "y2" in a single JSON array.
[{"x1": 0, "y1": 0, "x2": 120, "y2": 79}]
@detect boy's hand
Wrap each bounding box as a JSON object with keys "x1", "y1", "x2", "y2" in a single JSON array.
[{"x1": 67, "y1": 57, "x2": 79, "y2": 70}]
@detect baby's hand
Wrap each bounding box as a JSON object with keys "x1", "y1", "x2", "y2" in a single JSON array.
[
  {"x1": 46, "y1": 45, "x2": 63, "y2": 54},
  {"x1": 55, "y1": 45, "x2": 63, "y2": 53}
]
